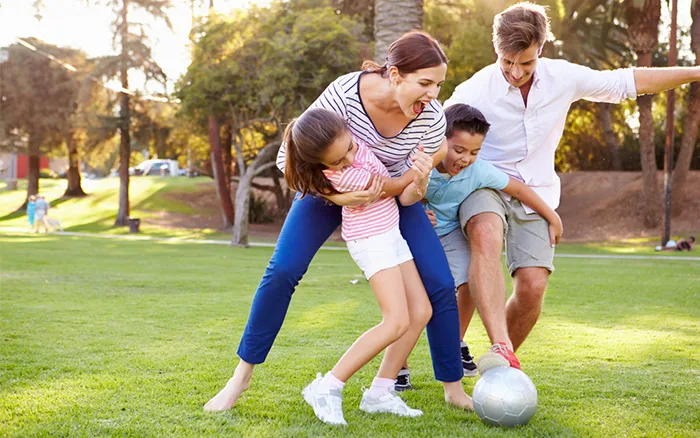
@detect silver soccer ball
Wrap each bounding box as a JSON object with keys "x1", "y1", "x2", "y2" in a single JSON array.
[{"x1": 473, "y1": 366, "x2": 538, "y2": 427}]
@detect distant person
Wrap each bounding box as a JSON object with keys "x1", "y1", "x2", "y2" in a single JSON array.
[
  {"x1": 27, "y1": 195, "x2": 36, "y2": 230},
  {"x1": 33, "y1": 195, "x2": 49, "y2": 233},
  {"x1": 656, "y1": 237, "x2": 695, "y2": 252},
  {"x1": 284, "y1": 108, "x2": 430, "y2": 425},
  {"x1": 444, "y1": 2, "x2": 700, "y2": 372}
]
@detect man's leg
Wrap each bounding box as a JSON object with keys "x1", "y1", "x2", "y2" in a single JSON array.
[
  {"x1": 503, "y1": 197, "x2": 555, "y2": 353},
  {"x1": 507, "y1": 267, "x2": 549, "y2": 351}
]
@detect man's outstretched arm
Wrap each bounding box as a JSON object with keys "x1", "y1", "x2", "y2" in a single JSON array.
[{"x1": 634, "y1": 66, "x2": 700, "y2": 95}]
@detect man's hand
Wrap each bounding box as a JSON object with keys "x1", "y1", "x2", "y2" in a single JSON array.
[
  {"x1": 425, "y1": 209, "x2": 437, "y2": 227},
  {"x1": 548, "y1": 212, "x2": 564, "y2": 247}
]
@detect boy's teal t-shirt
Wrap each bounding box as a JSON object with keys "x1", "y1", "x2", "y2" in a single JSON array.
[{"x1": 424, "y1": 158, "x2": 510, "y2": 237}]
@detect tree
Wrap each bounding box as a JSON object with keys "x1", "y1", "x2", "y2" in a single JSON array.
[
  {"x1": 424, "y1": 0, "x2": 496, "y2": 101},
  {"x1": 0, "y1": 38, "x2": 79, "y2": 202},
  {"x1": 89, "y1": 0, "x2": 172, "y2": 226},
  {"x1": 177, "y1": 4, "x2": 367, "y2": 245},
  {"x1": 626, "y1": 0, "x2": 662, "y2": 228},
  {"x1": 672, "y1": 0, "x2": 700, "y2": 196},
  {"x1": 374, "y1": 0, "x2": 423, "y2": 61},
  {"x1": 553, "y1": 0, "x2": 632, "y2": 171}
]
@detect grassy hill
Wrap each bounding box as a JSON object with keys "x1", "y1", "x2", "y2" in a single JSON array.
[{"x1": 0, "y1": 177, "x2": 225, "y2": 239}]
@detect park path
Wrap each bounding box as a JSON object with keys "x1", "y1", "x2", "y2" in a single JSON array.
[{"x1": 1, "y1": 227, "x2": 699, "y2": 261}]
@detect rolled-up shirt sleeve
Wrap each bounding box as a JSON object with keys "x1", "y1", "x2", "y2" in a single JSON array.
[{"x1": 570, "y1": 62, "x2": 637, "y2": 103}]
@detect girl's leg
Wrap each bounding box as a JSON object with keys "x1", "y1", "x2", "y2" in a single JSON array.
[
  {"x1": 358, "y1": 260, "x2": 433, "y2": 417},
  {"x1": 304, "y1": 266, "x2": 413, "y2": 425},
  {"x1": 330, "y1": 266, "x2": 409, "y2": 381},
  {"x1": 398, "y1": 202, "x2": 472, "y2": 409},
  {"x1": 376, "y1": 260, "x2": 432, "y2": 381},
  {"x1": 457, "y1": 283, "x2": 476, "y2": 340},
  {"x1": 204, "y1": 195, "x2": 341, "y2": 412}
]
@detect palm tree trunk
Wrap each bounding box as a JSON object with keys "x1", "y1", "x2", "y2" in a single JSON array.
[
  {"x1": 27, "y1": 135, "x2": 41, "y2": 198},
  {"x1": 598, "y1": 103, "x2": 622, "y2": 170},
  {"x1": 672, "y1": 82, "x2": 699, "y2": 198},
  {"x1": 115, "y1": 0, "x2": 131, "y2": 227},
  {"x1": 374, "y1": 0, "x2": 423, "y2": 61},
  {"x1": 208, "y1": 115, "x2": 234, "y2": 228},
  {"x1": 637, "y1": 89, "x2": 660, "y2": 228},
  {"x1": 64, "y1": 132, "x2": 87, "y2": 197},
  {"x1": 672, "y1": 0, "x2": 700, "y2": 198},
  {"x1": 222, "y1": 122, "x2": 233, "y2": 184}
]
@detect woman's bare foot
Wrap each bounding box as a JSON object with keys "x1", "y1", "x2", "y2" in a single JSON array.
[
  {"x1": 443, "y1": 381, "x2": 474, "y2": 410},
  {"x1": 203, "y1": 360, "x2": 254, "y2": 412}
]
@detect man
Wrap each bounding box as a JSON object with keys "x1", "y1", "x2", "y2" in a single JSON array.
[{"x1": 444, "y1": 2, "x2": 700, "y2": 371}]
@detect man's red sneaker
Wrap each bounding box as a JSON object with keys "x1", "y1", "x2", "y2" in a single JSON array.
[{"x1": 477, "y1": 342, "x2": 522, "y2": 374}]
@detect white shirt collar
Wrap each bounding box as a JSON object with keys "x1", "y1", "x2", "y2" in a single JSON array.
[{"x1": 494, "y1": 59, "x2": 542, "y2": 95}]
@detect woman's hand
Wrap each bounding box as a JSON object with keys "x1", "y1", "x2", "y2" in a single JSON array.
[{"x1": 324, "y1": 175, "x2": 385, "y2": 207}]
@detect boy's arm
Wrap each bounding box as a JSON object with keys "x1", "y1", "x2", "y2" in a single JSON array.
[{"x1": 502, "y1": 178, "x2": 564, "y2": 246}]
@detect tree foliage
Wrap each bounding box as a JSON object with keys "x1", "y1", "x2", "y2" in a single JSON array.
[
  {"x1": 0, "y1": 38, "x2": 81, "y2": 199},
  {"x1": 176, "y1": 2, "x2": 367, "y2": 244}
]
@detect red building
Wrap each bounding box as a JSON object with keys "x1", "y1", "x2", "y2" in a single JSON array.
[{"x1": 15, "y1": 154, "x2": 49, "y2": 178}]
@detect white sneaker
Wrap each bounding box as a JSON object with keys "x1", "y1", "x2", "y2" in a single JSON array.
[
  {"x1": 359, "y1": 388, "x2": 423, "y2": 417},
  {"x1": 302, "y1": 373, "x2": 347, "y2": 426}
]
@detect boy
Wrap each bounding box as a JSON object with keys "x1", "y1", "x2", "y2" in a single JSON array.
[{"x1": 396, "y1": 104, "x2": 563, "y2": 389}]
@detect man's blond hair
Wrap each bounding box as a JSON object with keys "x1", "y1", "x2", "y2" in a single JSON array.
[{"x1": 493, "y1": 2, "x2": 554, "y2": 56}]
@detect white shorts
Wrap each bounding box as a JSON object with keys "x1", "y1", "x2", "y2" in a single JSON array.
[{"x1": 347, "y1": 227, "x2": 413, "y2": 280}]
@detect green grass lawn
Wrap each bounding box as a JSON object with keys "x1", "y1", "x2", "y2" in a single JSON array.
[
  {"x1": 1, "y1": 234, "x2": 698, "y2": 437},
  {"x1": 0, "y1": 177, "x2": 228, "y2": 240}
]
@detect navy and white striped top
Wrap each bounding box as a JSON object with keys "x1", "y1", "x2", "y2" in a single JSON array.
[{"x1": 276, "y1": 71, "x2": 447, "y2": 178}]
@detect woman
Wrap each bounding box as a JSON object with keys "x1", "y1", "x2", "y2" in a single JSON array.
[{"x1": 205, "y1": 30, "x2": 472, "y2": 412}]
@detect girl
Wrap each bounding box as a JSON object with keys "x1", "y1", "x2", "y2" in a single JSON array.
[
  {"x1": 285, "y1": 107, "x2": 432, "y2": 425},
  {"x1": 27, "y1": 195, "x2": 36, "y2": 230},
  {"x1": 205, "y1": 30, "x2": 473, "y2": 413}
]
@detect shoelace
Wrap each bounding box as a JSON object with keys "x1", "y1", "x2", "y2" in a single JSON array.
[{"x1": 491, "y1": 342, "x2": 510, "y2": 356}]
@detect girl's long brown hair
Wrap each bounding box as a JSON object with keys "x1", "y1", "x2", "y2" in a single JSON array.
[
  {"x1": 284, "y1": 108, "x2": 348, "y2": 198},
  {"x1": 362, "y1": 30, "x2": 448, "y2": 77}
]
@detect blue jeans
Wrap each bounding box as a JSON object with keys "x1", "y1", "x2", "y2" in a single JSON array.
[{"x1": 237, "y1": 195, "x2": 463, "y2": 382}]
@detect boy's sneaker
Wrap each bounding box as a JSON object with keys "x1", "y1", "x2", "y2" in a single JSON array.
[
  {"x1": 461, "y1": 342, "x2": 478, "y2": 377},
  {"x1": 302, "y1": 373, "x2": 347, "y2": 426},
  {"x1": 394, "y1": 367, "x2": 412, "y2": 391},
  {"x1": 359, "y1": 388, "x2": 423, "y2": 417},
  {"x1": 477, "y1": 342, "x2": 522, "y2": 374}
]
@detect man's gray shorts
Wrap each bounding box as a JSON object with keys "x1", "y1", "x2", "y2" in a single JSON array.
[
  {"x1": 439, "y1": 227, "x2": 471, "y2": 289},
  {"x1": 458, "y1": 189, "x2": 555, "y2": 276}
]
